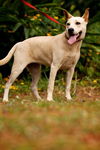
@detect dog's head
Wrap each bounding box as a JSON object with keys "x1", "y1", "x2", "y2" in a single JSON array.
[{"x1": 64, "y1": 8, "x2": 89, "y2": 45}]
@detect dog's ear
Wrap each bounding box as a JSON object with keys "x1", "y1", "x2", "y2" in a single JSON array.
[
  {"x1": 82, "y1": 8, "x2": 89, "y2": 22},
  {"x1": 63, "y1": 10, "x2": 72, "y2": 20}
]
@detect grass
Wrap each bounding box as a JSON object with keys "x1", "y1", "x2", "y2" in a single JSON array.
[{"x1": 0, "y1": 77, "x2": 100, "y2": 150}]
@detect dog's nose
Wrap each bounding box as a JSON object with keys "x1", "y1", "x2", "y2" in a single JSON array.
[{"x1": 68, "y1": 28, "x2": 74, "y2": 34}]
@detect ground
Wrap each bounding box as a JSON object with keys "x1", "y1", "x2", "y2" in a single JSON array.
[{"x1": 0, "y1": 78, "x2": 100, "y2": 150}]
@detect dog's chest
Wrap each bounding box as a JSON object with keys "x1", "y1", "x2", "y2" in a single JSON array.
[{"x1": 61, "y1": 53, "x2": 79, "y2": 69}]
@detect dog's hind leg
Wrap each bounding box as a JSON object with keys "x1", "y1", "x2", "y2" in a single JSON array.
[
  {"x1": 27, "y1": 63, "x2": 41, "y2": 100},
  {"x1": 3, "y1": 61, "x2": 29, "y2": 102}
]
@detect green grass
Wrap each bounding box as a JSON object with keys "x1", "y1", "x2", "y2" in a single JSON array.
[{"x1": 0, "y1": 78, "x2": 100, "y2": 150}]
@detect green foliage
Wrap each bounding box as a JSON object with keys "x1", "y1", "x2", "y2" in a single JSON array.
[{"x1": 0, "y1": 0, "x2": 100, "y2": 78}]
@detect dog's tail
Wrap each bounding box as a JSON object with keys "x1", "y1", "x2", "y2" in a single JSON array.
[{"x1": 0, "y1": 44, "x2": 17, "y2": 66}]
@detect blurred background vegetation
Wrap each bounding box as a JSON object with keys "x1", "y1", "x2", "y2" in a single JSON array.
[{"x1": 0, "y1": 0, "x2": 100, "y2": 79}]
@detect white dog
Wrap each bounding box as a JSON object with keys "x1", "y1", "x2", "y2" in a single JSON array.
[{"x1": 0, "y1": 8, "x2": 89, "y2": 102}]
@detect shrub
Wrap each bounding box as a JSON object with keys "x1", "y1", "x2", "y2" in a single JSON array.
[{"x1": 0, "y1": 0, "x2": 100, "y2": 78}]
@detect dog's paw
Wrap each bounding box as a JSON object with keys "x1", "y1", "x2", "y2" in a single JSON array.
[
  {"x1": 37, "y1": 96, "x2": 42, "y2": 100},
  {"x1": 47, "y1": 98, "x2": 54, "y2": 102},
  {"x1": 65, "y1": 94, "x2": 72, "y2": 101},
  {"x1": 2, "y1": 99, "x2": 9, "y2": 103}
]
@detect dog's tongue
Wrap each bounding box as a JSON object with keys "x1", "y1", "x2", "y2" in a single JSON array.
[{"x1": 68, "y1": 35, "x2": 78, "y2": 45}]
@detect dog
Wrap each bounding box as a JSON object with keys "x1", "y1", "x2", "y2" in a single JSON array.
[{"x1": 0, "y1": 8, "x2": 89, "y2": 102}]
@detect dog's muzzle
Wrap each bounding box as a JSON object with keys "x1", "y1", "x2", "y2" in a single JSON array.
[{"x1": 67, "y1": 30, "x2": 82, "y2": 45}]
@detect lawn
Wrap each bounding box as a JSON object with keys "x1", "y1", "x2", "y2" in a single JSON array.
[{"x1": 0, "y1": 78, "x2": 100, "y2": 150}]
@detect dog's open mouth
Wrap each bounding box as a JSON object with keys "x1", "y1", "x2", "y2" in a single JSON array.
[{"x1": 68, "y1": 31, "x2": 82, "y2": 45}]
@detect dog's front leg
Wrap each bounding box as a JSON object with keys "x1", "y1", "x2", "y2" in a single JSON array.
[
  {"x1": 47, "y1": 64, "x2": 59, "y2": 101},
  {"x1": 65, "y1": 67, "x2": 75, "y2": 100}
]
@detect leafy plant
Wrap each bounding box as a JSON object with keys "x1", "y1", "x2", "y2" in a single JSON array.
[{"x1": 0, "y1": 0, "x2": 100, "y2": 78}]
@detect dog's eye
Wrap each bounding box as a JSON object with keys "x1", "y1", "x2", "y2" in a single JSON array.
[
  {"x1": 66, "y1": 23, "x2": 70, "y2": 26},
  {"x1": 76, "y1": 22, "x2": 81, "y2": 25}
]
